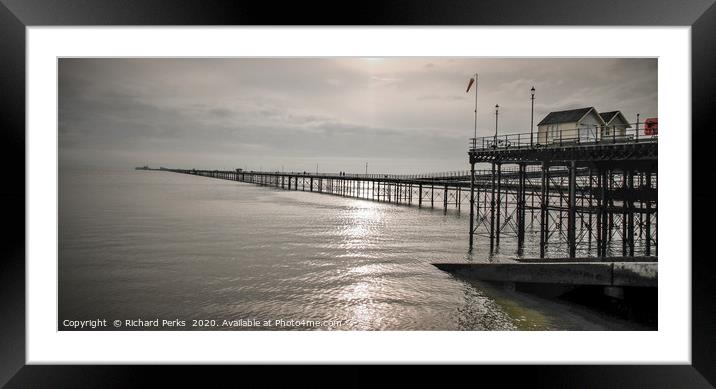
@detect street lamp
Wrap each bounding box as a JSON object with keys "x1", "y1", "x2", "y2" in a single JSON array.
[
  {"x1": 530, "y1": 86, "x2": 535, "y2": 147},
  {"x1": 494, "y1": 104, "x2": 499, "y2": 147},
  {"x1": 636, "y1": 113, "x2": 640, "y2": 141}
]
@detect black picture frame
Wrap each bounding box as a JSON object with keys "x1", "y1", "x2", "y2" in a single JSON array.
[{"x1": 1, "y1": 0, "x2": 714, "y2": 387}]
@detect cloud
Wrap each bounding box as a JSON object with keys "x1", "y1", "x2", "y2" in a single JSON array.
[
  {"x1": 416, "y1": 94, "x2": 468, "y2": 101},
  {"x1": 58, "y1": 58, "x2": 657, "y2": 173}
]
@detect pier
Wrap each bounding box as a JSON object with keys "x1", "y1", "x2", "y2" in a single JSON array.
[
  {"x1": 467, "y1": 127, "x2": 657, "y2": 260},
  {"x1": 153, "y1": 125, "x2": 658, "y2": 305},
  {"x1": 168, "y1": 168, "x2": 485, "y2": 210},
  {"x1": 163, "y1": 125, "x2": 656, "y2": 262}
]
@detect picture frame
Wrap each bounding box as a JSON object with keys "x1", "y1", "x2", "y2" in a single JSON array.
[{"x1": 1, "y1": 0, "x2": 713, "y2": 386}]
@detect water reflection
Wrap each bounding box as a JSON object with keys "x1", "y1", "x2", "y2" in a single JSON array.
[{"x1": 339, "y1": 200, "x2": 383, "y2": 254}]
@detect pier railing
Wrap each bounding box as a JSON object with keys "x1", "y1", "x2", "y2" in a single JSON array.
[
  {"x1": 469, "y1": 124, "x2": 657, "y2": 152},
  {"x1": 179, "y1": 166, "x2": 573, "y2": 181},
  {"x1": 233, "y1": 168, "x2": 555, "y2": 181},
  {"x1": 238, "y1": 170, "x2": 482, "y2": 180}
]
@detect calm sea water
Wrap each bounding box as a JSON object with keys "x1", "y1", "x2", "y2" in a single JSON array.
[{"x1": 58, "y1": 169, "x2": 636, "y2": 330}]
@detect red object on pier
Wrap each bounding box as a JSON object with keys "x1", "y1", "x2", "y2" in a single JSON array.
[{"x1": 644, "y1": 118, "x2": 658, "y2": 135}]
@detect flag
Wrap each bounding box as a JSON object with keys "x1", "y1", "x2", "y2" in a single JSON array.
[{"x1": 466, "y1": 77, "x2": 475, "y2": 93}]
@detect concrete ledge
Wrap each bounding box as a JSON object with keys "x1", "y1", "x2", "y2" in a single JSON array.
[
  {"x1": 432, "y1": 262, "x2": 657, "y2": 287},
  {"x1": 613, "y1": 262, "x2": 658, "y2": 287},
  {"x1": 515, "y1": 256, "x2": 657, "y2": 263}
]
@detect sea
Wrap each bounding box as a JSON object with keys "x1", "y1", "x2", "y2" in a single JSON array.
[{"x1": 58, "y1": 168, "x2": 645, "y2": 331}]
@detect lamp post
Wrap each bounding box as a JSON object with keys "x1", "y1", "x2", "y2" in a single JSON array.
[
  {"x1": 530, "y1": 86, "x2": 535, "y2": 147},
  {"x1": 494, "y1": 104, "x2": 499, "y2": 147},
  {"x1": 470, "y1": 73, "x2": 478, "y2": 150}
]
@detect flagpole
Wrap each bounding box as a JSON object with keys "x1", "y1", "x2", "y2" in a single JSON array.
[
  {"x1": 469, "y1": 73, "x2": 478, "y2": 251},
  {"x1": 473, "y1": 73, "x2": 478, "y2": 146}
]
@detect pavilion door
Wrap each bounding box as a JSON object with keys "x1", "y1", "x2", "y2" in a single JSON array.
[{"x1": 579, "y1": 126, "x2": 595, "y2": 143}]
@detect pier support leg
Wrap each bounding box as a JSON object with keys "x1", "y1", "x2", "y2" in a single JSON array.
[
  {"x1": 588, "y1": 169, "x2": 593, "y2": 250},
  {"x1": 517, "y1": 163, "x2": 526, "y2": 252},
  {"x1": 495, "y1": 163, "x2": 502, "y2": 247},
  {"x1": 608, "y1": 172, "x2": 614, "y2": 244},
  {"x1": 600, "y1": 169, "x2": 609, "y2": 257},
  {"x1": 419, "y1": 184, "x2": 423, "y2": 208},
  {"x1": 568, "y1": 161, "x2": 577, "y2": 258},
  {"x1": 646, "y1": 172, "x2": 652, "y2": 256},
  {"x1": 627, "y1": 170, "x2": 635, "y2": 257},
  {"x1": 457, "y1": 187, "x2": 461, "y2": 212},
  {"x1": 540, "y1": 162, "x2": 549, "y2": 258},
  {"x1": 622, "y1": 171, "x2": 628, "y2": 257},
  {"x1": 490, "y1": 162, "x2": 497, "y2": 253},
  {"x1": 596, "y1": 169, "x2": 603, "y2": 257},
  {"x1": 469, "y1": 162, "x2": 475, "y2": 251},
  {"x1": 444, "y1": 185, "x2": 448, "y2": 213},
  {"x1": 431, "y1": 185, "x2": 434, "y2": 208}
]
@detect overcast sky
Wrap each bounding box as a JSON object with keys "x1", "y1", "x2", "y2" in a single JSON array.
[{"x1": 59, "y1": 58, "x2": 657, "y2": 173}]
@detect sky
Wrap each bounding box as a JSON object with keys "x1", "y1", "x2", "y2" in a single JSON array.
[{"x1": 59, "y1": 58, "x2": 657, "y2": 174}]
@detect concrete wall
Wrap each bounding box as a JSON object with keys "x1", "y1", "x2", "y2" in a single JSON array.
[{"x1": 432, "y1": 262, "x2": 657, "y2": 287}]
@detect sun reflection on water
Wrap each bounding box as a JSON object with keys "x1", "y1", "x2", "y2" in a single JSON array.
[
  {"x1": 340, "y1": 200, "x2": 382, "y2": 245},
  {"x1": 336, "y1": 201, "x2": 396, "y2": 328}
]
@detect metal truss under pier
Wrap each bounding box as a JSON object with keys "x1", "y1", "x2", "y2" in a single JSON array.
[{"x1": 468, "y1": 132, "x2": 657, "y2": 260}]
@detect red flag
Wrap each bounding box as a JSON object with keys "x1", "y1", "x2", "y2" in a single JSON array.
[{"x1": 466, "y1": 77, "x2": 475, "y2": 93}]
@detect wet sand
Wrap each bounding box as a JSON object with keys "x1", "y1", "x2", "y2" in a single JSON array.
[{"x1": 460, "y1": 278, "x2": 653, "y2": 331}]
